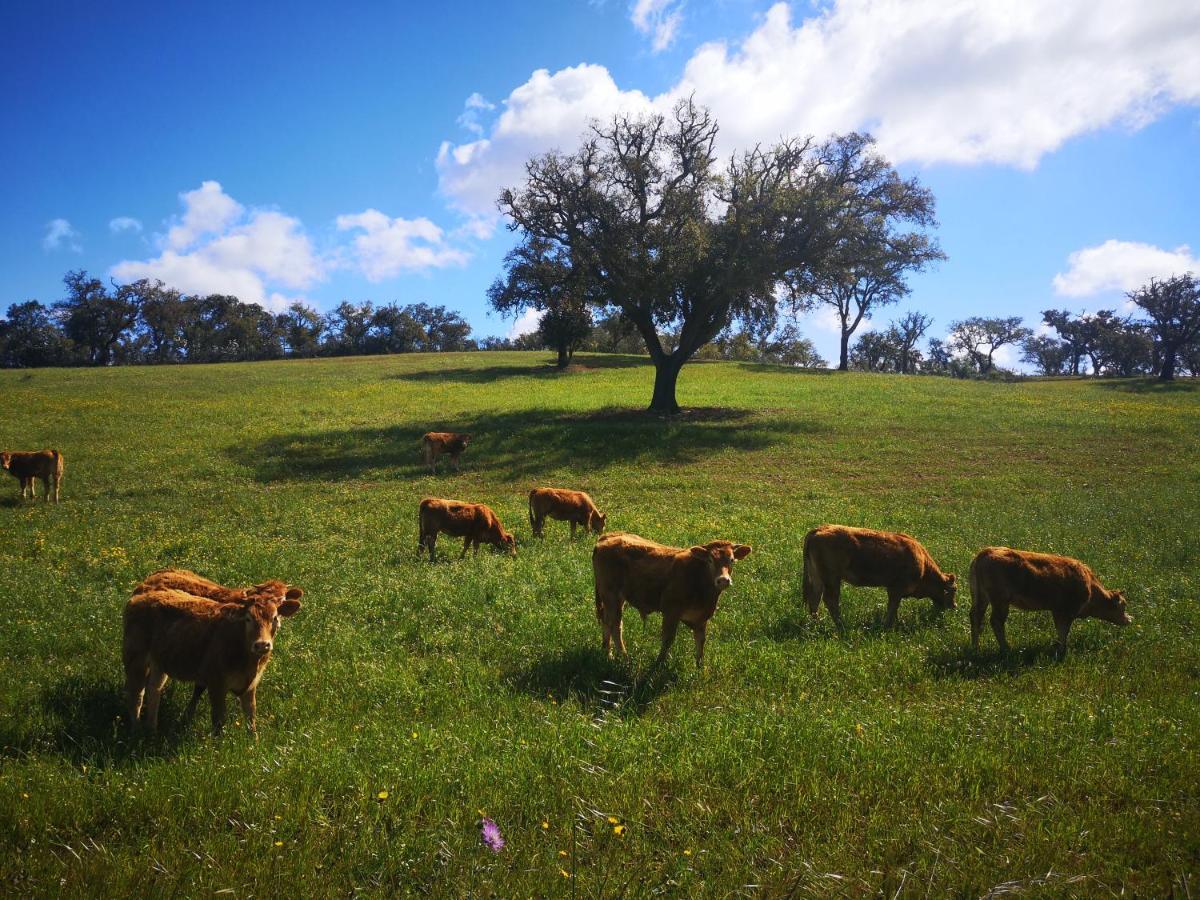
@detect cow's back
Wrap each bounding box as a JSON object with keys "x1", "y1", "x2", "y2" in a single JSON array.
[
  {"x1": 972, "y1": 547, "x2": 1093, "y2": 612},
  {"x1": 809, "y1": 525, "x2": 929, "y2": 587},
  {"x1": 593, "y1": 532, "x2": 682, "y2": 613}
]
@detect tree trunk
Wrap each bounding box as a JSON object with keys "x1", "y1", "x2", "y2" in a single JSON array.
[
  {"x1": 838, "y1": 330, "x2": 850, "y2": 371},
  {"x1": 556, "y1": 345, "x2": 569, "y2": 369},
  {"x1": 649, "y1": 357, "x2": 683, "y2": 413},
  {"x1": 1159, "y1": 345, "x2": 1177, "y2": 381}
]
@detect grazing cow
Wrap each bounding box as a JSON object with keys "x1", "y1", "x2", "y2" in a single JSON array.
[
  {"x1": 802, "y1": 525, "x2": 957, "y2": 630},
  {"x1": 418, "y1": 497, "x2": 515, "y2": 562},
  {"x1": 123, "y1": 589, "x2": 301, "y2": 735},
  {"x1": 422, "y1": 432, "x2": 471, "y2": 474},
  {"x1": 528, "y1": 487, "x2": 607, "y2": 538},
  {"x1": 1, "y1": 449, "x2": 64, "y2": 503},
  {"x1": 592, "y1": 532, "x2": 751, "y2": 669},
  {"x1": 969, "y1": 547, "x2": 1131, "y2": 656},
  {"x1": 134, "y1": 568, "x2": 304, "y2": 605}
]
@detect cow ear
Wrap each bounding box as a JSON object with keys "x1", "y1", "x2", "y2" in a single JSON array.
[
  {"x1": 278, "y1": 599, "x2": 302, "y2": 617},
  {"x1": 946, "y1": 573, "x2": 957, "y2": 585},
  {"x1": 689, "y1": 545, "x2": 710, "y2": 558},
  {"x1": 285, "y1": 587, "x2": 304, "y2": 601},
  {"x1": 733, "y1": 544, "x2": 752, "y2": 560}
]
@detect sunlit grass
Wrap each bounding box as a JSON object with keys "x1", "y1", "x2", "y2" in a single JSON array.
[{"x1": 0, "y1": 353, "x2": 1196, "y2": 895}]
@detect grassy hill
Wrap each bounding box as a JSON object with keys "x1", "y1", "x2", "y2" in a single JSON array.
[{"x1": 1, "y1": 352, "x2": 1197, "y2": 896}]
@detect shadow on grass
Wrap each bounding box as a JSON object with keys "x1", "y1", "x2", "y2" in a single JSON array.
[
  {"x1": 735, "y1": 362, "x2": 835, "y2": 377},
  {"x1": 925, "y1": 643, "x2": 1066, "y2": 680},
  {"x1": 389, "y1": 354, "x2": 648, "y2": 384},
  {"x1": 230, "y1": 405, "x2": 826, "y2": 482},
  {"x1": 0, "y1": 675, "x2": 194, "y2": 768},
  {"x1": 506, "y1": 645, "x2": 680, "y2": 718},
  {"x1": 1094, "y1": 377, "x2": 1198, "y2": 394},
  {"x1": 764, "y1": 601, "x2": 951, "y2": 642}
]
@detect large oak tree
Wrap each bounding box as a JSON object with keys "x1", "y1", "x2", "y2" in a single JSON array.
[{"x1": 499, "y1": 99, "x2": 941, "y2": 412}]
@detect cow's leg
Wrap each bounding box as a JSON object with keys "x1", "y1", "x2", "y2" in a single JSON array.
[
  {"x1": 990, "y1": 602, "x2": 1010, "y2": 654},
  {"x1": 143, "y1": 665, "x2": 169, "y2": 734},
  {"x1": 41, "y1": 475, "x2": 51, "y2": 503},
  {"x1": 970, "y1": 592, "x2": 989, "y2": 650},
  {"x1": 824, "y1": 581, "x2": 845, "y2": 632},
  {"x1": 883, "y1": 589, "x2": 902, "y2": 629},
  {"x1": 210, "y1": 689, "x2": 228, "y2": 736},
  {"x1": 473, "y1": 538, "x2": 481, "y2": 556},
  {"x1": 691, "y1": 623, "x2": 707, "y2": 670},
  {"x1": 1052, "y1": 611, "x2": 1073, "y2": 659},
  {"x1": 183, "y1": 684, "x2": 206, "y2": 723},
  {"x1": 655, "y1": 615, "x2": 681, "y2": 667},
  {"x1": 427, "y1": 534, "x2": 438, "y2": 563},
  {"x1": 570, "y1": 521, "x2": 577, "y2": 539},
  {"x1": 124, "y1": 655, "x2": 149, "y2": 732},
  {"x1": 239, "y1": 687, "x2": 258, "y2": 734},
  {"x1": 24, "y1": 477, "x2": 34, "y2": 500},
  {"x1": 53, "y1": 470, "x2": 60, "y2": 504}
]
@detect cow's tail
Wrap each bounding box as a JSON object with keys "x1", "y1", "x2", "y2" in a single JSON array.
[
  {"x1": 968, "y1": 553, "x2": 986, "y2": 647},
  {"x1": 802, "y1": 529, "x2": 822, "y2": 616},
  {"x1": 420, "y1": 436, "x2": 430, "y2": 466},
  {"x1": 52, "y1": 449, "x2": 64, "y2": 477},
  {"x1": 417, "y1": 502, "x2": 428, "y2": 555},
  {"x1": 528, "y1": 491, "x2": 536, "y2": 533}
]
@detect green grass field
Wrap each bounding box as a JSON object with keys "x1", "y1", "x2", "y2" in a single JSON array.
[{"x1": 1, "y1": 352, "x2": 1197, "y2": 897}]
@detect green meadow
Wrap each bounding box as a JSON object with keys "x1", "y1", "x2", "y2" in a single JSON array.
[{"x1": 0, "y1": 352, "x2": 1197, "y2": 897}]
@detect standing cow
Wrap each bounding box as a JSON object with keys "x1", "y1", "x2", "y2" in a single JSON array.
[
  {"x1": 1, "y1": 449, "x2": 64, "y2": 503},
  {"x1": 802, "y1": 525, "x2": 957, "y2": 630},
  {"x1": 134, "y1": 568, "x2": 304, "y2": 605},
  {"x1": 418, "y1": 497, "x2": 516, "y2": 562},
  {"x1": 969, "y1": 546, "x2": 1131, "y2": 656},
  {"x1": 123, "y1": 589, "x2": 302, "y2": 735},
  {"x1": 592, "y1": 531, "x2": 751, "y2": 669},
  {"x1": 422, "y1": 432, "x2": 471, "y2": 474},
  {"x1": 528, "y1": 487, "x2": 607, "y2": 538}
]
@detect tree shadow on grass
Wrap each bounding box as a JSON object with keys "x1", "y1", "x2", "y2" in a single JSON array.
[
  {"x1": 506, "y1": 645, "x2": 680, "y2": 718},
  {"x1": 389, "y1": 354, "x2": 648, "y2": 384},
  {"x1": 0, "y1": 675, "x2": 194, "y2": 768},
  {"x1": 1094, "y1": 377, "x2": 1198, "y2": 394},
  {"x1": 230, "y1": 405, "x2": 827, "y2": 483}
]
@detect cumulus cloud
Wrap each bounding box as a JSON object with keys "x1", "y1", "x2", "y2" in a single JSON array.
[
  {"x1": 109, "y1": 216, "x2": 143, "y2": 234},
  {"x1": 43, "y1": 218, "x2": 81, "y2": 252},
  {"x1": 438, "y1": 0, "x2": 1200, "y2": 214},
  {"x1": 1053, "y1": 239, "x2": 1200, "y2": 297},
  {"x1": 335, "y1": 209, "x2": 470, "y2": 281},
  {"x1": 507, "y1": 307, "x2": 543, "y2": 339},
  {"x1": 631, "y1": 0, "x2": 684, "y2": 52},
  {"x1": 457, "y1": 92, "x2": 496, "y2": 136},
  {"x1": 112, "y1": 182, "x2": 322, "y2": 311}
]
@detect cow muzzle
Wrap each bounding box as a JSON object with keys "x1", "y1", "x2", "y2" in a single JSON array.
[
  {"x1": 716, "y1": 574, "x2": 732, "y2": 589},
  {"x1": 252, "y1": 640, "x2": 273, "y2": 656}
]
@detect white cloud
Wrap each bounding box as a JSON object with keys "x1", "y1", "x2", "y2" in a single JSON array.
[
  {"x1": 108, "y1": 216, "x2": 143, "y2": 234},
  {"x1": 632, "y1": 0, "x2": 684, "y2": 53},
  {"x1": 112, "y1": 182, "x2": 322, "y2": 310},
  {"x1": 165, "y1": 180, "x2": 244, "y2": 250},
  {"x1": 1052, "y1": 239, "x2": 1199, "y2": 297},
  {"x1": 507, "y1": 307, "x2": 543, "y2": 339},
  {"x1": 43, "y1": 218, "x2": 81, "y2": 252},
  {"x1": 335, "y1": 209, "x2": 470, "y2": 281},
  {"x1": 438, "y1": 0, "x2": 1200, "y2": 214},
  {"x1": 457, "y1": 92, "x2": 496, "y2": 136}
]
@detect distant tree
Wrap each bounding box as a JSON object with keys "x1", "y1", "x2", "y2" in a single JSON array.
[
  {"x1": 1040, "y1": 309, "x2": 1093, "y2": 375},
  {"x1": 501, "y1": 98, "x2": 940, "y2": 411},
  {"x1": 278, "y1": 302, "x2": 326, "y2": 358},
  {"x1": 131, "y1": 280, "x2": 189, "y2": 363},
  {"x1": 924, "y1": 337, "x2": 953, "y2": 375},
  {"x1": 368, "y1": 303, "x2": 425, "y2": 353},
  {"x1": 406, "y1": 303, "x2": 474, "y2": 352},
  {"x1": 54, "y1": 270, "x2": 141, "y2": 365},
  {"x1": 182, "y1": 294, "x2": 283, "y2": 362},
  {"x1": 1096, "y1": 322, "x2": 1153, "y2": 377},
  {"x1": 1021, "y1": 334, "x2": 1071, "y2": 376},
  {"x1": 0, "y1": 301, "x2": 71, "y2": 368},
  {"x1": 758, "y1": 324, "x2": 827, "y2": 368},
  {"x1": 1127, "y1": 273, "x2": 1200, "y2": 381},
  {"x1": 850, "y1": 330, "x2": 900, "y2": 372},
  {"x1": 890, "y1": 311, "x2": 933, "y2": 374},
  {"x1": 949, "y1": 316, "x2": 1031, "y2": 374},
  {"x1": 326, "y1": 302, "x2": 375, "y2": 355},
  {"x1": 582, "y1": 311, "x2": 645, "y2": 355}
]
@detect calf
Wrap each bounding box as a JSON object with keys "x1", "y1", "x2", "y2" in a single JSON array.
[
  {"x1": 529, "y1": 487, "x2": 607, "y2": 538},
  {"x1": 592, "y1": 531, "x2": 751, "y2": 669},
  {"x1": 969, "y1": 546, "x2": 1131, "y2": 656},
  {"x1": 1, "y1": 449, "x2": 64, "y2": 503},
  {"x1": 123, "y1": 589, "x2": 301, "y2": 735},
  {"x1": 422, "y1": 432, "x2": 471, "y2": 474},
  {"x1": 802, "y1": 525, "x2": 957, "y2": 630},
  {"x1": 418, "y1": 497, "x2": 515, "y2": 562},
  {"x1": 134, "y1": 568, "x2": 304, "y2": 605}
]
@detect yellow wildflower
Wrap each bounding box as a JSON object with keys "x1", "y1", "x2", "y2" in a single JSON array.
[
  {"x1": 607, "y1": 816, "x2": 619, "y2": 825},
  {"x1": 377, "y1": 791, "x2": 389, "y2": 800},
  {"x1": 613, "y1": 824, "x2": 626, "y2": 837},
  {"x1": 541, "y1": 820, "x2": 550, "y2": 830}
]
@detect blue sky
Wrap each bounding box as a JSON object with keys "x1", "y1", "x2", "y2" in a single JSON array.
[{"x1": 3, "y1": 0, "x2": 1198, "y2": 364}]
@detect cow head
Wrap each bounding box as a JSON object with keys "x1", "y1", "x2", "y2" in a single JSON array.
[
  {"x1": 246, "y1": 580, "x2": 305, "y2": 604},
  {"x1": 499, "y1": 529, "x2": 517, "y2": 556},
  {"x1": 934, "y1": 573, "x2": 958, "y2": 609},
  {"x1": 238, "y1": 596, "x2": 302, "y2": 658},
  {"x1": 456, "y1": 433, "x2": 472, "y2": 450},
  {"x1": 1085, "y1": 588, "x2": 1132, "y2": 626},
  {"x1": 0, "y1": 452, "x2": 11, "y2": 470},
  {"x1": 590, "y1": 511, "x2": 607, "y2": 534},
  {"x1": 690, "y1": 541, "x2": 752, "y2": 590}
]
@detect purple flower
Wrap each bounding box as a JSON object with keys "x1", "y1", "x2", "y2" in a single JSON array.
[{"x1": 479, "y1": 817, "x2": 505, "y2": 853}]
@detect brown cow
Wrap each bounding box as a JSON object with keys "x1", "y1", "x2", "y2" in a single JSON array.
[
  {"x1": 802, "y1": 525, "x2": 957, "y2": 630},
  {"x1": 418, "y1": 497, "x2": 515, "y2": 562},
  {"x1": 592, "y1": 531, "x2": 751, "y2": 669},
  {"x1": 134, "y1": 568, "x2": 304, "y2": 605},
  {"x1": 123, "y1": 589, "x2": 301, "y2": 735},
  {"x1": 422, "y1": 432, "x2": 471, "y2": 474},
  {"x1": 969, "y1": 546, "x2": 1131, "y2": 656},
  {"x1": 529, "y1": 487, "x2": 607, "y2": 538},
  {"x1": 1, "y1": 449, "x2": 64, "y2": 503}
]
